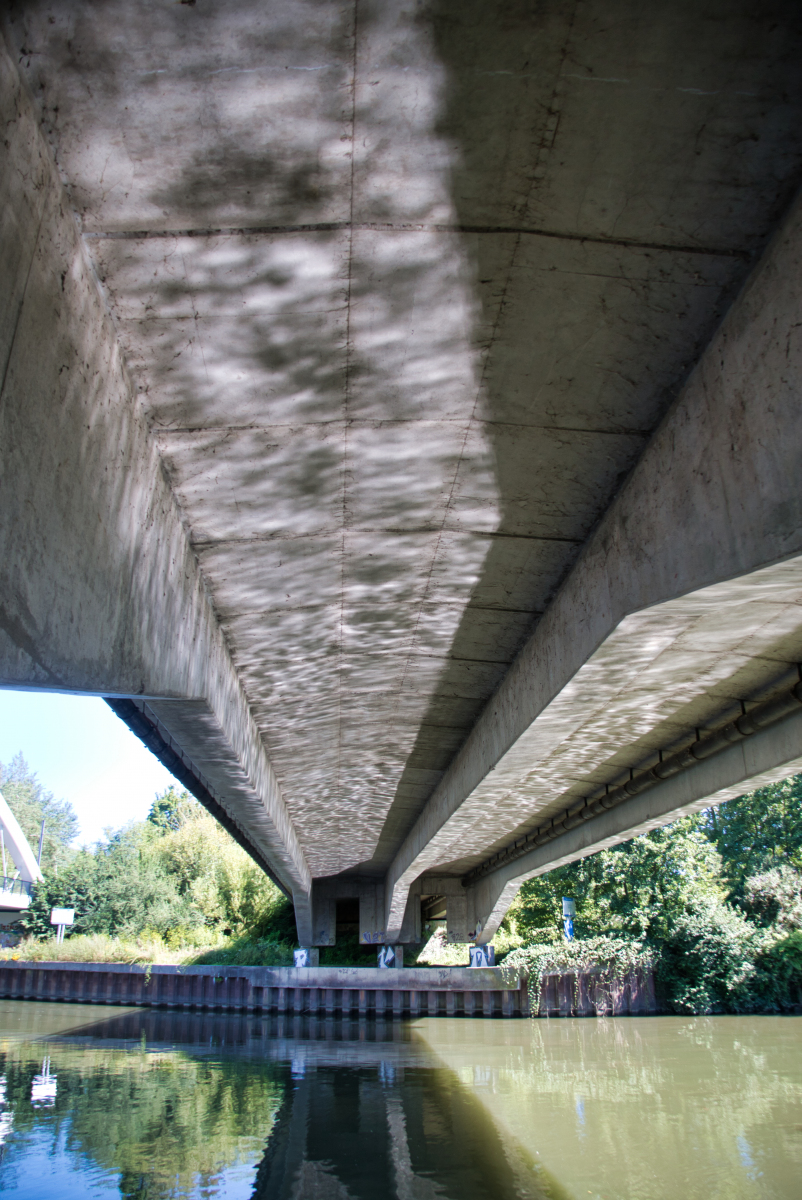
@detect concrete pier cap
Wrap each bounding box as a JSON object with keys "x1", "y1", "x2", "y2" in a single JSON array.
[{"x1": 2, "y1": 3, "x2": 802, "y2": 950}]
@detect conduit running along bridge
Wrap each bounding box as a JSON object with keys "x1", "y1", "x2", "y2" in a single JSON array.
[{"x1": 2, "y1": 1, "x2": 802, "y2": 948}]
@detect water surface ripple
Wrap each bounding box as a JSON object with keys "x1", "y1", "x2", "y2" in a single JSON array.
[{"x1": 0, "y1": 1002, "x2": 798, "y2": 1199}]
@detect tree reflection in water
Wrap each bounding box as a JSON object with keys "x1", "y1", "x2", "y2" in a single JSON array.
[
  {"x1": 0, "y1": 1004, "x2": 565, "y2": 1200},
  {"x1": 0, "y1": 1040, "x2": 283, "y2": 1196}
]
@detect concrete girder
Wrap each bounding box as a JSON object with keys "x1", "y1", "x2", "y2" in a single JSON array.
[
  {"x1": 385, "y1": 193, "x2": 802, "y2": 938},
  {"x1": 468, "y1": 700, "x2": 802, "y2": 943},
  {"x1": 414, "y1": 551, "x2": 802, "y2": 892},
  {"x1": 7, "y1": 2, "x2": 802, "y2": 900},
  {"x1": 0, "y1": 35, "x2": 313, "y2": 938},
  {"x1": 4, "y1": 4, "x2": 802, "y2": 946}
]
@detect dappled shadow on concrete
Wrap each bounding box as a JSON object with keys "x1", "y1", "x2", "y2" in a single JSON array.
[
  {"x1": 361, "y1": 0, "x2": 802, "y2": 877},
  {"x1": 9, "y1": 0, "x2": 802, "y2": 882}
]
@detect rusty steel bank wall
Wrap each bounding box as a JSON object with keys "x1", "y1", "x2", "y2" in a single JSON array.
[{"x1": 0, "y1": 961, "x2": 657, "y2": 1018}]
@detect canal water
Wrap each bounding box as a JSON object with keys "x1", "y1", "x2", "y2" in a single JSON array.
[{"x1": 0, "y1": 1001, "x2": 799, "y2": 1199}]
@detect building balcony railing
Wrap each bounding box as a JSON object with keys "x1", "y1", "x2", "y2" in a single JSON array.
[{"x1": 0, "y1": 877, "x2": 34, "y2": 898}]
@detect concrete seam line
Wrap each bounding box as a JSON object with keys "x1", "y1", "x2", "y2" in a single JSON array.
[
  {"x1": 461, "y1": 679, "x2": 802, "y2": 886},
  {"x1": 81, "y1": 224, "x2": 750, "y2": 259}
]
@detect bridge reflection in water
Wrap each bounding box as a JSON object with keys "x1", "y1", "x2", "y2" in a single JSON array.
[
  {"x1": 0, "y1": 1002, "x2": 799, "y2": 1199},
  {"x1": 0, "y1": 1001, "x2": 564, "y2": 1200}
]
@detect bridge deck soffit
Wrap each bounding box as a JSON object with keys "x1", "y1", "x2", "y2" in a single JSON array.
[
  {"x1": 385, "y1": 189, "x2": 802, "y2": 934},
  {"x1": 2, "y1": 4, "x2": 802, "y2": 910}
]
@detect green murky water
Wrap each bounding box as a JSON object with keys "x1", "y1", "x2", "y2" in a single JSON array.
[{"x1": 0, "y1": 1002, "x2": 798, "y2": 1199}]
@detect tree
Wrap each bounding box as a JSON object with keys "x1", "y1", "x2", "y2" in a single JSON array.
[
  {"x1": 13, "y1": 780, "x2": 289, "y2": 945},
  {"x1": 144, "y1": 794, "x2": 287, "y2": 937},
  {"x1": 21, "y1": 822, "x2": 200, "y2": 940},
  {"x1": 506, "y1": 814, "x2": 725, "y2": 944},
  {"x1": 656, "y1": 902, "x2": 764, "y2": 1014},
  {"x1": 146, "y1": 786, "x2": 202, "y2": 832},
  {"x1": 739, "y1": 865, "x2": 802, "y2": 933},
  {"x1": 0, "y1": 753, "x2": 78, "y2": 869},
  {"x1": 704, "y1": 775, "x2": 802, "y2": 893}
]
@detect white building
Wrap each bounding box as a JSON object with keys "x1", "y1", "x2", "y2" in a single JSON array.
[{"x1": 0, "y1": 790, "x2": 44, "y2": 942}]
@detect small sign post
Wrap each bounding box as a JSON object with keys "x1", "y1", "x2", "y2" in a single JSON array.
[
  {"x1": 562, "y1": 897, "x2": 576, "y2": 941},
  {"x1": 50, "y1": 908, "x2": 74, "y2": 945}
]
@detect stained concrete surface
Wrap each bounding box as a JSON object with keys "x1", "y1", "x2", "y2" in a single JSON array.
[
  {"x1": 0, "y1": 33, "x2": 313, "y2": 927},
  {"x1": 2, "y1": 2, "x2": 802, "y2": 937}
]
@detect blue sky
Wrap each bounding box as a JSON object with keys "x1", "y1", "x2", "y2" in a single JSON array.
[{"x1": 0, "y1": 690, "x2": 181, "y2": 846}]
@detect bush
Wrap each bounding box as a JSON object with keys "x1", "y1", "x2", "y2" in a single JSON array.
[
  {"x1": 4, "y1": 932, "x2": 201, "y2": 965},
  {"x1": 144, "y1": 799, "x2": 290, "y2": 936},
  {"x1": 189, "y1": 937, "x2": 294, "y2": 967},
  {"x1": 19, "y1": 791, "x2": 293, "y2": 949},
  {"x1": 656, "y1": 903, "x2": 764, "y2": 1013},
  {"x1": 504, "y1": 935, "x2": 654, "y2": 1012},
  {"x1": 405, "y1": 929, "x2": 470, "y2": 967},
  {"x1": 739, "y1": 866, "x2": 802, "y2": 932},
  {"x1": 750, "y1": 929, "x2": 802, "y2": 1011},
  {"x1": 505, "y1": 935, "x2": 653, "y2": 984},
  {"x1": 21, "y1": 831, "x2": 203, "y2": 942}
]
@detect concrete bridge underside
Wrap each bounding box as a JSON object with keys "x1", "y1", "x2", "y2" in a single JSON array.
[{"x1": 2, "y1": 1, "x2": 802, "y2": 947}]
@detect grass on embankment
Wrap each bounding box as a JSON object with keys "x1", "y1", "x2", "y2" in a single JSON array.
[
  {"x1": 2, "y1": 932, "x2": 294, "y2": 967},
  {"x1": 2, "y1": 925, "x2": 523, "y2": 968}
]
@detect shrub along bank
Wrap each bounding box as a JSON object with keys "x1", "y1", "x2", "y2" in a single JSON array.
[
  {"x1": 2, "y1": 756, "x2": 802, "y2": 1011},
  {"x1": 2, "y1": 763, "x2": 298, "y2": 961},
  {"x1": 500, "y1": 779, "x2": 802, "y2": 1013}
]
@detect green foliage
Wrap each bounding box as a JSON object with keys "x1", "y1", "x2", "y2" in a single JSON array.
[
  {"x1": 739, "y1": 865, "x2": 802, "y2": 932},
  {"x1": 704, "y1": 775, "x2": 802, "y2": 892},
  {"x1": 501, "y1": 782, "x2": 802, "y2": 1015},
  {"x1": 655, "y1": 903, "x2": 764, "y2": 1013},
  {"x1": 0, "y1": 753, "x2": 78, "y2": 870},
  {"x1": 406, "y1": 928, "x2": 472, "y2": 966},
  {"x1": 318, "y1": 931, "x2": 391, "y2": 967},
  {"x1": 5, "y1": 930, "x2": 211, "y2": 964},
  {"x1": 13, "y1": 783, "x2": 292, "y2": 951},
  {"x1": 0, "y1": 1041, "x2": 285, "y2": 1197},
  {"x1": 506, "y1": 814, "x2": 724, "y2": 944},
  {"x1": 190, "y1": 936, "x2": 294, "y2": 967},
  {"x1": 142, "y1": 796, "x2": 289, "y2": 937},
  {"x1": 505, "y1": 935, "x2": 654, "y2": 1010},
  {"x1": 21, "y1": 823, "x2": 199, "y2": 940},
  {"x1": 752, "y1": 929, "x2": 802, "y2": 1011},
  {"x1": 146, "y1": 784, "x2": 200, "y2": 831},
  {"x1": 505, "y1": 935, "x2": 654, "y2": 979}
]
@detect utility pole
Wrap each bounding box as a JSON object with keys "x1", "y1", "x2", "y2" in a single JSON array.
[{"x1": 37, "y1": 819, "x2": 45, "y2": 867}]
